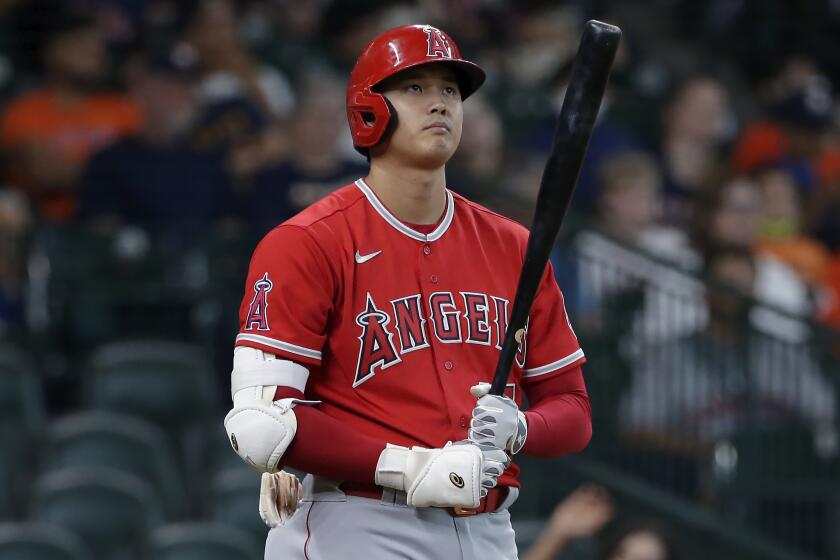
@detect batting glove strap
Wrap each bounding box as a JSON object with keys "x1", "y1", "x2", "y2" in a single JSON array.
[{"x1": 375, "y1": 442, "x2": 483, "y2": 508}]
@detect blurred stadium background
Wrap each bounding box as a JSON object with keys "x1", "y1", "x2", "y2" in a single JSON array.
[{"x1": 1, "y1": 0, "x2": 840, "y2": 559}]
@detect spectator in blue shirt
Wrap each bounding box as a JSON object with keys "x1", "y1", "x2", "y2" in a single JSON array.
[
  {"x1": 239, "y1": 69, "x2": 367, "y2": 234},
  {"x1": 77, "y1": 48, "x2": 232, "y2": 247}
]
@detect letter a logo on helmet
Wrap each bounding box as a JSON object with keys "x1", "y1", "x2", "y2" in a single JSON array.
[
  {"x1": 424, "y1": 26, "x2": 453, "y2": 58},
  {"x1": 346, "y1": 24, "x2": 485, "y2": 152}
]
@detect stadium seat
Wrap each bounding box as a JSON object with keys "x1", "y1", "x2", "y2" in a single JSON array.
[
  {"x1": 0, "y1": 523, "x2": 94, "y2": 560},
  {"x1": 0, "y1": 344, "x2": 46, "y2": 515},
  {"x1": 31, "y1": 466, "x2": 164, "y2": 560},
  {"x1": 44, "y1": 411, "x2": 189, "y2": 517},
  {"x1": 35, "y1": 225, "x2": 208, "y2": 347},
  {"x1": 0, "y1": 458, "x2": 13, "y2": 520},
  {"x1": 211, "y1": 424, "x2": 247, "y2": 472},
  {"x1": 82, "y1": 340, "x2": 215, "y2": 426},
  {"x1": 210, "y1": 467, "x2": 268, "y2": 541},
  {"x1": 729, "y1": 426, "x2": 838, "y2": 486},
  {"x1": 150, "y1": 522, "x2": 260, "y2": 560},
  {"x1": 724, "y1": 426, "x2": 839, "y2": 558},
  {"x1": 0, "y1": 343, "x2": 46, "y2": 432}
]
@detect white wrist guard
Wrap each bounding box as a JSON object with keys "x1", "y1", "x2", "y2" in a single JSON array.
[
  {"x1": 223, "y1": 347, "x2": 317, "y2": 472},
  {"x1": 375, "y1": 441, "x2": 483, "y2": 508}
]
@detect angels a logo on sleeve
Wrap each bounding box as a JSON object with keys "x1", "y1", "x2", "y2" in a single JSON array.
[
  {"x1": 424, "y1": 26, "x2": 453, "y2": 58},
  {"x1": 245, "y1": 273, "x2": 273, "y2": 331}
]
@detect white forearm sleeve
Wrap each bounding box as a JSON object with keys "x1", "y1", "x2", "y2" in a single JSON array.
[{"x1": 224, "y1": 347, "x2": 317, "y2": 473}]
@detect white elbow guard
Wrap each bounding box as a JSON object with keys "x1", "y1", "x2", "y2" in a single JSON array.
[{"x1": 223, "y1": 347, "x2": 317, "y2": 472}]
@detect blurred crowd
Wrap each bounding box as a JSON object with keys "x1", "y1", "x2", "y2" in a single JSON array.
[
  {"x1": 1, "y1": 0, "x2": 840, "y2": 335},
  {"x1": 0, "y1": 0, "x2": 838, "y2": 435},
  {"x1": 1, "y1": 0, "x2": 840, "y2": 557},
  {"x1": 2, "y1": 0, "x2": 840, "y2": 469},
  {"x1": 525, "y1": 485, "x2": 681, "y2": 560}
]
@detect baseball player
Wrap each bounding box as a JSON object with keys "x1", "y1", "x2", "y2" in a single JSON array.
[{"x1": 225, "y1": 24, "x2": 591, "y2": 559}]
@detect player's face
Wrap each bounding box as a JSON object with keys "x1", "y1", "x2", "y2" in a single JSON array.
[{"x1": 378, "y1": 65, "x2": 463, "y2": 168}]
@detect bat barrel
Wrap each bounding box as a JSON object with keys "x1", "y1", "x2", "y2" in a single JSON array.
[{"x1": 489, "y1": 20, "x2": 621, "y2": 396}]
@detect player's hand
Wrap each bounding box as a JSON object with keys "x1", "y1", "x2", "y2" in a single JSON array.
[
  {"x1": 375, "y1": 440, "x2": 503, "y2": 508},
  {"x1": 454, "y1": 439, "x2": 510, "y2": 497},
  {"x1": 545, "y1": 484, "x2": 614, "y2": 540},
  {"x1": 259, "y1": 470, "x2": 304, "y2": 528},
  {"x1": 469, "y1": 382, "x2": 528, "y2": 455}
]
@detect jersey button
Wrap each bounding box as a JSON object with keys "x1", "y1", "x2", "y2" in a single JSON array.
[
  {"x1": 459, "y1": 415, "x2": 467, "y2": 427},
  {"x1": 444, "y1": 360, "x2": 453, "y2": 370},
  {"x1": 423, "y1": 244, "x2": 431, "y2": 255},
  {"x1": 430, "y1": 274, "x2": 439, "y2": 284}
]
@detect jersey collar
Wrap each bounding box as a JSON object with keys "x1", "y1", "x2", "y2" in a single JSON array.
[{"x1": 355, "y1": 178, "x2": 455, "y2": 242}]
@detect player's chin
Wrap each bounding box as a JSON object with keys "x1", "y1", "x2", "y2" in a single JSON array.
[
  {"x1": 413, "y1": 144, "x2": 456, "y2": 168},
  {"x1": 423, "y1": 136, "x2": 457, "y2": 157}
]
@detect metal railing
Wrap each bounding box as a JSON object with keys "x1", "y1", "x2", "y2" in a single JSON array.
[{"x1": 558, "y1": 228, "x2": 840, "y2": 560}]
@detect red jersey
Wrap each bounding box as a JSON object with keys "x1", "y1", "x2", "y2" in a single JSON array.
[{"x1": 236, "y1": 179, "x2": 585, "y2": 487}]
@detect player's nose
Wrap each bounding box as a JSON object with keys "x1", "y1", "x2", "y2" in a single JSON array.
[{"x1": 428, "y1": 97, "x2": 447, "y2": 114}]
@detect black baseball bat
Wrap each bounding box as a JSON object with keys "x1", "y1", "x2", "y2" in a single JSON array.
[{"x1": 489, "y1": 20, "x2": 621, "y2": 396}]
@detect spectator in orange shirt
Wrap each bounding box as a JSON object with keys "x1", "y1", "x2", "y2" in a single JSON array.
[
  {"x1": 0, "y1": 13, "x2": 141, "y2": 222},
  {"x1": 755, "y1": 166, "x2": 831, "y2": 289}
]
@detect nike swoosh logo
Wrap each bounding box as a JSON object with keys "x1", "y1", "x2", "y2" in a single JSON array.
[{"x1": 355, "y1": 250, "x2": 382, "y2": 264}]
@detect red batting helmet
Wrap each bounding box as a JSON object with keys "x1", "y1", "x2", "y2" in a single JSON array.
[{"x1": 346, "y1": 24, "x2": 486, "y2": 151}]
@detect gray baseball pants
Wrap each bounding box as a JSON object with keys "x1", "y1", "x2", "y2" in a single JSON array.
[{"x1": 265, "y1": 475, "x2": 519, "y2": 559}]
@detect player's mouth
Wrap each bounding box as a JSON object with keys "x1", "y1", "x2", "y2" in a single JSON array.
[{"x1": 424, "y1": 121, "x2": 451, "y2": 132}]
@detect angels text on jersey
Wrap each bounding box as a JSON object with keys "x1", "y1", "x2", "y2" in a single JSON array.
[{"x1": 245, "y1": 274, "x2": 527, "y2": 388}]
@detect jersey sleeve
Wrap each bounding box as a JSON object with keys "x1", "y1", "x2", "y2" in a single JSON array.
[
  {"x1": 519, "y1": 260, "x2": 585, "y2": 383},
  {"x1": 235, "y1": 225, "x2": 335, "y2": 366}
]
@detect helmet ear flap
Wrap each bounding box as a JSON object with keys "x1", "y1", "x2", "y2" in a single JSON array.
[{"x1": 347, "y1": 90, "x2": 393, "y2": 149}]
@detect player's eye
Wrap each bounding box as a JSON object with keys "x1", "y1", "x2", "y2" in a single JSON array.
[
  {"x1": 407, "y1": 83, "x2": 422, "y2": 93},
  {"x1": 443, "y1": 85, "x2": 458, "y2": 96}
]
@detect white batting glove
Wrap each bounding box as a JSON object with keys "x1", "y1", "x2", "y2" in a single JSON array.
[
  {"x1": 469, "y1": 382, "x2": 528, "y2": 455},
  {"x1": 259, "y1": 471, "x2": 304, "y2": 528},
  {"x1": 376, "y1": 441, "x2": 498, "y2": 508},
  {"x1": 469, "y1": 440, "x2": 510, "y2": 495}
]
